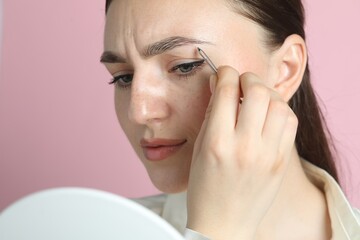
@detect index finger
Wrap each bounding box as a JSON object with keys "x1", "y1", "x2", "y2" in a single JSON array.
[{"x1": 206, "y1": 66, "x2": 241, "y2": 135}]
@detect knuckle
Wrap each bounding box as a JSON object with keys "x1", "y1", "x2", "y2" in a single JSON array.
[
  {"x1": 218, "y1": 65, "x2": 240, "y2": 78},
  {"x1": 270, "y1": 160, "x2": 286, "y2": 175},
  {"x1": 258, "y1": 151, "x2": 285, "y2": 175},
  {"x1": 240, "y1": 72, "x2": 257, "y2": 81},
  {"x1": 269, "y1": 100, "x2": 289, "y2": 116},
  {"x1": 207, "y1": 137, "x2": 227, "y2": 160},
  {"x1": 287, "y1": 110, "x2": 299, "y2": 127},
  {"x1": 216, "y1": 84, "x2": 238, "y2": 99},
  {"x1": 247, "y1": 83, "x2": 270, "y2": 99}
]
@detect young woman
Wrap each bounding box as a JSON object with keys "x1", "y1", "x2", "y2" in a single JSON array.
[{"x1": 101, "y1": 0, "x2": 360, "y2": 239}]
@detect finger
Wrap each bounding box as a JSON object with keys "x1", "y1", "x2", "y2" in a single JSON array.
[
  {"x1": 194, "y1": 75, "x2": 217, "y2": 151},
  {"x1": 206, "y1": 66, "x2": 240, "y2": 134},
  {"x1": 236, "y1": 72, "x2": 270, "y2": 137},
  {"x1": 261, "y1": 96, "x2": 290, "y2": 150},
  {"x1": 277, "y1": 109, "x2": 298, "y2": 162}
]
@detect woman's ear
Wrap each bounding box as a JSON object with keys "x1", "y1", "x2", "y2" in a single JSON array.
[{"x1": 269, "y1": 34, "x2": 307, "y2": 102}]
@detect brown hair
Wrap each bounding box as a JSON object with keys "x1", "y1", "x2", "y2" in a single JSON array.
[{"x1": 104, "y1": 0, "x2": 339, "y2": 181}]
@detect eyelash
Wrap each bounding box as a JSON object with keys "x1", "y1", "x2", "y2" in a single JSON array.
[
  {"x1": 108, "y1": 74, "x2": 133, "y2": 89},
  {"x1": 108, "y1": 59, "x2": 205, "y2": 89}
]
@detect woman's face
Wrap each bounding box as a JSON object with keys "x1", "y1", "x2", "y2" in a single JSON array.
[{"x1": 103, "y1": 0, "x2": 273, "y2": 193}]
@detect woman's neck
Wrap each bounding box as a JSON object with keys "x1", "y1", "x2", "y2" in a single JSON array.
[{"x1": 255, "y1": 147, "x2": 332, "y2": 240}]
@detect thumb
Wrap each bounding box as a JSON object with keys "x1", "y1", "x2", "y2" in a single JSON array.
[
  {"x1": 193, "y1": 74, "x2": 217, "y2": 153},
  {"x1": 209, "y1": 73, "x2": 217, "y2": 94}
]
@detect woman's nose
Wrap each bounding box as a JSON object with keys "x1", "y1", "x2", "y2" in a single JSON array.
[{"x1": 128, "y1": 74, "x2": 170, "y2": 125}]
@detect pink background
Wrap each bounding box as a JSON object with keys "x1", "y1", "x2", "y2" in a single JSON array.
[{"x1": 0, "y1": 1, "x2": 359, "y2": 211}]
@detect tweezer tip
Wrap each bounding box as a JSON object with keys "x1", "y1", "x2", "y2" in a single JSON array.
[{"x1": 197, "y1": 47, "x2": 202, "y2": 52}]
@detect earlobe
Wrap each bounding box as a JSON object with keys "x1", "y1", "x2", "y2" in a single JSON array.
[{"x1": 271, "y1": 34, "x2": 307, "y2": 102}]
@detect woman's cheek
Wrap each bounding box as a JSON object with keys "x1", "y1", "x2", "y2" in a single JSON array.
[
  {"x1": 114, "y1": 91, "x2": 132, "y2": 132},
  {"x1": 183, "y1": 82, "x2": 212, "y2": 137}
]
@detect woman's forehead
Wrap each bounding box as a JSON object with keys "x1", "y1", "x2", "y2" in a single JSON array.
[
  {"x1": 104, "y1": 0, "x2": 240, "y2": 49},
  {"x1": 105, "y1": 0, "x2": 233, "y2": 31}
]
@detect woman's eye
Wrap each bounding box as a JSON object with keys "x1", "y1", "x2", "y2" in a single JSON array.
[
  {"x1": 109, "y1": 74, "x2": 133, "y2": 89},
  {"x1": 171, "y1": 60, "x2": 205, "y2": 75},
  {"x1": 109, "y1": 60, "x2": 205, "y2": 88},
  {"x1": 178, "y1": 63, "x2": 197, "y2": 73}
]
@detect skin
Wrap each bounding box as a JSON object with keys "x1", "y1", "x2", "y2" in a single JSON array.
[{"x1": 102, "y1": 0, "x2": 331, "y2": 239}]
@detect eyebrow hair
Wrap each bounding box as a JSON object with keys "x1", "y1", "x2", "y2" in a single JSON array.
[
  {"x1": 100, "y1": 51, "x2": 127, "y2": 63},
  {"x1": 100, "y1": 36, "x2": 211, "y2": 63}
]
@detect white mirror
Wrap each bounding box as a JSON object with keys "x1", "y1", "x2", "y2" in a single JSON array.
[{"x1": 0, "y1": 188, "x2": 185, "y2": 240}]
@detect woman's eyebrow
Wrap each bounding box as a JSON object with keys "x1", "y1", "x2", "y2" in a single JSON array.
[
  {"x1": 143, "y1": 36, "x2": 212, "y2": 58},
  {"x1": 100, "y1": 51, "x2": 126, "y2": 63},
  {"x1": 100, "y1": 36, "x2": 212, "y2": 63}
]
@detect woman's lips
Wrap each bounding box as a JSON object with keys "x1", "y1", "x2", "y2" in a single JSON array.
[{"x1": 140, "y1": 138, "x2": 187, "y2": 161}]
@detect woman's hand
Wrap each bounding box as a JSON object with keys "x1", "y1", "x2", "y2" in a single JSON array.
[{"x1": 186, "y1": 66, "x2": 298, "y2": 240}]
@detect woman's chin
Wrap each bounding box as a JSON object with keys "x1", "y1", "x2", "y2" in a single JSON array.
[
  {"x1": 140, "y1": 153, "x2": 192, "y2": 193},
  {"x1": 148, "y1": 172, "x2": 189, "y2": 194}
]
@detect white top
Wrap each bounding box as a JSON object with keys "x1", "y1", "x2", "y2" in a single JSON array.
[{"x1": 132, "y1": 160, "x2": 360, "y2": 240}]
